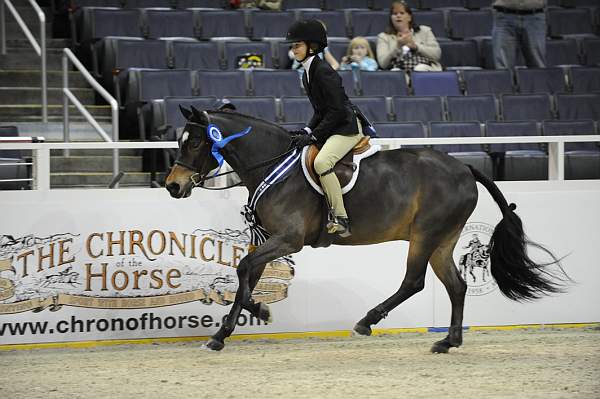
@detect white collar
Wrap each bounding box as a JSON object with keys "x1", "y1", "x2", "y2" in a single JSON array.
[{"x1": 302, "y1": 55, "x2": 316, "y2": 82}]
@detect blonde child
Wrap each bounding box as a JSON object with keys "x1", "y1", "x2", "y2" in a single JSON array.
[{"x1": 340, "y1": 37, "x2": 378, "y2": 71}]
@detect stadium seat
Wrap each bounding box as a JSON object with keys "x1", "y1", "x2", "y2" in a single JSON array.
[
  {"x1": 546, "y1": 39, "x2": 581, "y2": 66},
  {"x1": 143, "y1": 9, "x2": 195, "y2": 39},
  {"x1": 71, "y1": 0, "x2": 122, "y2": 7},
  {"x1": 196, "y1": 70, "x2": 249, "y2": 96},
  {"x1": 281, "y1": 96, "x2": 313, "y2": 123},
  {"x1": 349, "y1": 11, "x2": 388, "y2": 37},
  {"x1": 277, "y1": 41, "x2": 294, "y2": 70},
  {"x1": 439, "y1": 40, "x2": 481, "y2": 69},
  {"x1": 298, "y1": 11, "x2": 348, "y2": 37},
  {"x1": 223, "y1": 96, "x2": 278, "y2": 122},
  {"x1": 177, "y1": 0, "x2": 226, "y2": 7},
  {"x1": 152, "y1": 96, "x2": 218, "y2": 140},
  {"x1": 448, "y1": 9, "x2": 493, "y2": 39},
  {"x1": 542, "y1": 119, "x2": 600, "y2": 179},
  {"x1": 372, "y1": 0, "x2": 419, "y2": 9},
  {"x1": 501, "y1": 94, "x2": 553, "y2": 121},
  {"x1": 556, "y1": 93, "x2": 600, "y2": 121},
  {"x1": 392, "y1": 96, "x2": 444, "y2": 123},
  {"x1": 479, "y1": 37, "x2": 525, "y2": 69},
  {"x1": 80, "y1": 8, "x2": 142, "y2": 42},
  {"x1": 337, "y1": 70, "x2": 358, "y2": 97},
  {"x1": 197, "y1": 10, "x2": 247, "y2": 39},
  {"x1": 349, "y1": 96, "x2": 389, "y2": 123},
  {"x1": 411, "y1": 71, "x2": 461, "y2": 96},
  {"x1": 125, "y1": 0, "x2": 173, "y2": 7},
  {"x1": 170, "y1": 40, "x2": 220, "y2": 70},
  {"x1": 372, "y1": 122, "x2": 426, "y2": 147},
  {"x1": 224, "y1": 41, "x2": 273, "y2": 69},
  {"x1": 413, "y1": 10, "x2": 447, "y2": 39},
  {"x1": 252, "y1": 70, "x2": 303, "y2": 97},
  {"x1": 547, "y1": 8, "x2": 595, "y2": 37},
  {"x1": 446, "y1": 95, "x2": 497, "y2": 122},
  {"x1": 420, "y1": 0, "x2": 465, "y2": 8},
  {"x1": 464, "y1": 0, "x2": 492, "y2": 9},
  {"x1": 486, "y1": 120, "x2": 548, "y2": 180},
  {"x1": 281, "y1": 0, "x2": 322, "y2": 9},
  {"x1": 583, "y1": 38, "x2": 600, "y2": 66},
  {"x1": 359, "y1": 71, "x2": 409, "y2": 96},
  {"x1": 569, "y1": 67, "x2": 600, "y2": 94},
  {"x1": 515, "y1": 68, "x2": 567, "y2": 94},
  {"x1": 327, "y1": 39, "x2": 351, "y2": 64},
  {"x1": 462, "y1": 69, "x2": 514, "y2": 95},
  {"x1": 325, "y1": 0, "x2": 369, "y2": 9},
  {"x1": 250, "y1": 11, "x2": 295, "y2": 39}
]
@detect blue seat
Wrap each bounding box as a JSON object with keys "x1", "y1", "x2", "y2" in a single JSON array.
[
  {"x1": 252, "y1": 70, "x2": 303, "y2": 97},
  {"x1": 325, "y1": 0, "x2": 369, "y2": 9},
  {"x1": 81, "y1": 8, "x2": 142, "y2": 42},
  {"x1": 224, "y1": 96, "x2": 278, "y2": 122},
  {"x1": 462, "y1": 69, "x2": 514, "y2": 95},
  {"x1": 327, "y1": 39, "x2": 350, "y2": 63},
  {"x1": 372, "y1": 0, "x2": 419, "y2": 8},
  {"x1": 556, "y1": 93, "x2": 600, "y2": 121},
  {"x1": 570, "y1": 67, "x2": 600, "y2": 94},
  {"x1": 501, "y1": 94, "x2": 553, "y2": 121},
  {"x1": 446, "y1": 95, "x2": 497, "y2": 122},
  {"x1": 224, "y1": 41, "x2": 273, "y2": 69},
  {"x1": 281, "y1": 96, "x2": 313, "y2": 123},
  {"x1": 373, "y1": 122, "x2": 426, "y2": 142},
  {"x1": 412, "y1": 10, "x2": 447, "y2": 39},
  {"x1": 277, "y1": 40, "x2": 295, "y2": 69},
  {"x1": 439, "y1": 40, "x2": 480, "y2": 68},
  {"x1": 583, "y1": 38, "x2": 600, "y2": 66},
  {"x1": 298, "y1": 11, "x2": 348, "y2": 37},
  {"x1": 197, "y1": 11, "x2": 247, "y2": 39},
  {"x1": 176, "y1": 0, "x2": 226, "y2": 7},
  {"x1": 71, "y1": 0, "x2": 122, "y2": 7},
  {"x1": 171, "y1": 40, "x2": 220, "y2": 70},
  {"x1": 392, "y1": 96, "x2": 444, "y2": 122},
  {"x1": 411, "y1": 71, "x2": 461, "y2": 96},
  {"x1": 547, "y1": 39, "x2": 581, "y2": 66},
  {"x1": 197, "y1": 70, "x2": 248, "y2": 96},
  {"x1": 515, "y1": 68, "x2": 567, "y2": 94},
  {"x1": 547, "y1": 8, "x2": 595, "y2": 37},
  {"x1": 337, "y1": 70, "x2": 358, "y2": 97},
  {"x1": 281, "y1": 0, "x2": 322, "y2": 9},
  {"x1": 125, "y1": 0, "x2": 173, "y2": 7},
  {"x1": 360, "y1": 71, "x2": 409, "y2": 96},
  {"x1": 420, "y1": 0, "x2": 465, "y2": 7},
  {"x1": 349, "y1": 96, "x2": 389, "y2": 122},
  {"x1": 448, "y1": 9, "x2": 492, "y2": 39},
  {"x1": 143, "y1": 9, "x2": 195, "y2": 39},
  {"x1": 349, "y1": 10, "x2": 388, "y2": 37},
  {"x1": 486, "y1": 120, "x2": 547, "y2": 180},
  {"x1": 152, "y1": 96, "x2": 218, "y2": 140},
  {"x1": 250, "y1": 11, "x2": 295, "y2": 39},
  {"x1": 542, "y1": 119, "x2": 600, "y2": 179},
  {"x1": 464, "y1": 0, "x2": 492, "y2": 9},
  {"x1": 480, "y1": 37, "x2": 525, "y2": 69}
]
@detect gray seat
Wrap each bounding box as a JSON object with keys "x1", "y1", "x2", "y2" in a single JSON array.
[
  {"x1": 413, "y1": 10, "x2": 447, "y2": 39},
  {"x1": 547, "y1": 39, "x2": 581, "y2": 66},
  {"x1": 349, "y1": 10, "x2": 388, "y2": 37},
  {"x1": 224, "y1": 41, "x2": 273, "y2": 69},
  {"x1": 547, "y1": 7, "x2": 595, "y2": 37},
  {"x1": 325, "y1": 0, "x2": 369, "y2": 9},
  {"x1": 486, "y1": 120, "x2": 548, "y2": 181},
  {"x1": 439, "y1": 40, "x2": 480, "y2": 69},
  {"x1": 197, "y1": 70, "x2": 249, "y2": 96},
  {"x1": 360, "y1": 71, "x2": 409, "y2": 96},
  {"x1": 250, "y1": 11, "x2": 295, "y2": 39},
  {"x1": 583, "y1": 38, "x2": 600, "y2": 66},
  {"x1": 152, "y1": 96, "x2": 218, "y2": 140},
  {"x1": 337, "y1": 70, "x2": 359, "y2": 96},
  {"x1": 372, "y1": 122, "x2": 426, "y2": 145},
  {"x1": 281, "y1": 96, "x2": 313, "y2": 123},
  {"x1": 462, "y1": 69, "x2": 514, "y2": 95},
  {"x1": 171, "y1": 40, "x2": 220, "y2": 69},
  {"x1": 515, "y1": 68, "x2": 567, "y2": 94},
  {"x1": 281, "y1": 0, "x2": 322, "y2": 9},
  {"x1": 392, "y1": 96, "x2": 444, "y2": 123},
  {"x1": 501, "y1": 94, "x2": 553, "y2": 122},
  {"x1": 412, "y1": 71, "x2": 461, "y2": 96},
  {"x1": 556, "y1": 93, "x2": 600, "y2": 121},
  {"x1": 223, "y1": 96, "x2": 278, "y2": 122},
  {"x1": 446, "y1": 95, "x2": 497, "y2": 122},
  {"x1": 349, "y1": 96, "x2": 388, "y2": 123},
  {"x1": 298, "y1": 11, "x2": 348, "y2": 37},
  {"x1": 80, "y1": 8, "x2": 142, "y2": 42},
  {"x1": 420, "y1": 0, "x2": 465, "y2": 8},
  {"x1": 125, "y1": 0, "x2": 174, "y2": 7},
  {"x1": 143, "y1": 9, "x2": 195, "y2": 39},
  {"x1": 252, "y1": 70, "x2": 302, "y2": 97},
  {"x1": 570, "y1": 67, "x2": 600, "y2": 94},
  {"x1": 197, "y1": 10, "x2": 247, "y2": 39},
  {"x1": 448, "y1": 9, "x2": 492, "y2": 39},
  {"x1": 176, "y1": 0, "x2": 226, "y2": 7}
]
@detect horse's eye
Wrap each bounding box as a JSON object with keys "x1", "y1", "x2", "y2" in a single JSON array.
[{"x1": 189, "y1": 140, "x2": 202, "y2": 150}]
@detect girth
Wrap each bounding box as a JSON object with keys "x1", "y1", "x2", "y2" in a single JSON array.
[{"x1": 305, "y1": 136, "x2": 371, "y2": 188}]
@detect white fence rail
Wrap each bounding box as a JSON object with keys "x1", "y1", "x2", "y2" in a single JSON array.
[{"x1": 0, "y1": 135, "x2": 599, "y2": 190}]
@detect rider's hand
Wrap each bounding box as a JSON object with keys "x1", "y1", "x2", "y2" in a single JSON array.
[{"x1": 289, "y1": 132, "x2": 315, "y2": 149}]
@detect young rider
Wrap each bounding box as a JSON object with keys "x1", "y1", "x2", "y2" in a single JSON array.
[{"x1": 286, "y1": 19, "x2": 366, "y2": 237}]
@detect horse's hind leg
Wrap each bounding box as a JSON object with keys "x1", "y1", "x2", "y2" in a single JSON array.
[
  {"x1": 429, "y1": 237, "x2": 467, "y2": 353},
  {"x1": 354, "y1": 238, "x2": 437, "y2": 336}
]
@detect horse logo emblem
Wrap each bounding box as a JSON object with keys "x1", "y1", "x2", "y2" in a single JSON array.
[{"x1": 454, "y1": 222, "x2": 498, "y2": 296}]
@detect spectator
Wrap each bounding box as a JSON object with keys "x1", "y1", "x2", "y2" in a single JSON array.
[
  {"x1": 492, "y1": 0, "x2": 546, "y2": 69},
  {"x1": 339, "y1": 37, "x2": 379, "y2": 71},
  {"x1": 376, "y1": 0, "x2": 442, "y2": 72},
  {"x1": 231, "y1": 0, "x2": 282, "y2": 10}
]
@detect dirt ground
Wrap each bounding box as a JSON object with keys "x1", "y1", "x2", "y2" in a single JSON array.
[{"x1": 1, "y1": 327, "x2": 599, "y2": 399}]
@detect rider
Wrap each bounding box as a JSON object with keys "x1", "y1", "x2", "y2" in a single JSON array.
[{"x1": 286, "y1": 19, "x2": 366, "y2": 237}]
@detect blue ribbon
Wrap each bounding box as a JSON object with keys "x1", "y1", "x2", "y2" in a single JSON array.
[{"x1": 206, "y1": 124, "x2": 252, "y2": 175}]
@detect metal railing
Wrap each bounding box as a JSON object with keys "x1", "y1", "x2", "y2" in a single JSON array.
[
  {"x1": 62, "y1": 48, "x2": 120, "y2": 183},
  {"x1": 0, "y1": 0, "x2": 47, "y2": 123},
  {"x1": 1, "y1": 135, "x2": 599, "y2": 190}
]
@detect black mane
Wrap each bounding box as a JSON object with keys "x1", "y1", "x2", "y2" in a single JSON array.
[{"x1": 206, "y1": 110, "x2": 290, "y2": 136}]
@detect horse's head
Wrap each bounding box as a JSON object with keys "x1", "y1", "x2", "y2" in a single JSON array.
[{"x1": 165, "y1": 105, "x2": 218, "y2": 198}]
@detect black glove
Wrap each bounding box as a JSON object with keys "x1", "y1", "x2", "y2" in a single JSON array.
[{"x1": 289, "y1": 131, "x2": 315, "y2": 149}]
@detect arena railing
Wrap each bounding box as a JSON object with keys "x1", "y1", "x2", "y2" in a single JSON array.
[
  {"x1": 1, "y1": 134, "x2": 599, "y2": 190},
  {"x1": 62, "y1": 48, "x2": 121, "y2": 185},
  {"x1": 0, "y1": 0, "x2": 47, "y2": 123}
]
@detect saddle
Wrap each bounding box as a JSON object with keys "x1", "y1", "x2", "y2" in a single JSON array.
[{"x1": 301, "y1": 136, "x2": 380, "y2": 195}]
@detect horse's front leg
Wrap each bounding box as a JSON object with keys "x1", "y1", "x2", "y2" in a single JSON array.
[{"x1": 205, "y1": 235, "x2": 301, "y2": 351}]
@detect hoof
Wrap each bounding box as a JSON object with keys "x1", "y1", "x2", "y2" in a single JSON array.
[
  {"x1": 203, "y1": 338, "x2": 225, "y2": 351},
  {"x1": 258, "y1": 302, "x2": 273, "y2": 323},
  {"x1": 352, "y1": 323, "x2": 372, "y2": 337},
  {"x1": 430, "y1": 339, "x2": 451, "y2": 354}
]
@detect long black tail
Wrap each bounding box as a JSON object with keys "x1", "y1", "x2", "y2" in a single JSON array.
[{"x1": 468, "y1": 166, "x2": 569, "y2": 301}]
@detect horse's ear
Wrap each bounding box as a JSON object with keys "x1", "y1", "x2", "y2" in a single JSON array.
[
  {"x1": 180, "y1": 105, "x2": 192, "y2": 120},
  {"x1": 190, "y1": 105, "x2": 205, "y2": 123}
]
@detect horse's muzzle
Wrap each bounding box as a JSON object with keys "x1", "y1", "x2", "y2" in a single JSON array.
[{"x1": 166, "y1": 182, "x2": 182, "y2": 198}]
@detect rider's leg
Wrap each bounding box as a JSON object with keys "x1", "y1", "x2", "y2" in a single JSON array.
[{"x1": 314, "y1": 131, "x2": 363, "y2": 231}]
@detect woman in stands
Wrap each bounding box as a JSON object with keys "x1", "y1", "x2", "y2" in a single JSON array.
[
  {"x1": 339, "y1": 37, "x2": 379, "y2": 71},
  {"x1": 377, "y1": 0, "x2": 442, "y2": 72},
  {"x1": 285, "y1": 19, "x2": 369, "y2": 238}
]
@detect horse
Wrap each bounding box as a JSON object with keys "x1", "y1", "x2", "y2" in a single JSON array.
[
  {"x1": 459, "y1": 240, "x2": 491, "y2": 282},
  {"x1": 165, "y1": 106, "x2": 566, "y2": 352}
]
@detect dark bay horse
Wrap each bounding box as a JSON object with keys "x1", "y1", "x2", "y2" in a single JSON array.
[{"x1": 165, "y1": 107, "x2": 565, "y2": 352}]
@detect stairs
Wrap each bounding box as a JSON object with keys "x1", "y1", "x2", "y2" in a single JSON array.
[{"x1": 1, "y1": 2, "x2": 161, "y2": 189}]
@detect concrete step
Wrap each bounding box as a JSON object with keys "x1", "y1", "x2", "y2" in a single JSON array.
[
  {"x1": 1, "y1": 121, "x2": 118, "y2": 141},
  {"x1": 0, "y1": 47, "x2": 64, "y2": 69},
  {"x1": 4, "y1": 21, "x2": 52, "y2": 40},
  {"x1": 51, "y1": 155, "x2": 143, "y2": 172},
  {"x1": 51, "y1": 172, "x2": 165, "y2": 188},
  {"x1": 0, "y1": 104, "x2": 112, "y2": 122},
  {"x1": 0, "y1": 87, "x2": 95, "y2": 105},
  {"x1": 6, "y1": 38, "x2": 70, "y2": 49},
  {"x1": 5, "y1": 6, "x2": 53, "y2": 23},
  {"x1": 0, "y1": 70, "x2": 90, "y2": 88}
]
